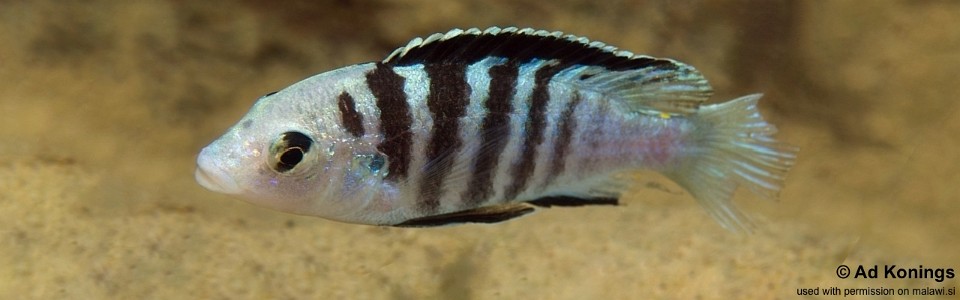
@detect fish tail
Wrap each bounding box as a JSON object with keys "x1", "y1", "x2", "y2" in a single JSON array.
[{"x1": 664, "y1": 94, "x2": 797, "y2": 233}]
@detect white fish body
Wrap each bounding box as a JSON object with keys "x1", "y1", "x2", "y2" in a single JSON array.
[{"x1": 195, "y1": 27, "x2": 797, "y2": 232}]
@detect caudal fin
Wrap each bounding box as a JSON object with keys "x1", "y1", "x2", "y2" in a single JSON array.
[{"x1": 664, "y1": 94, "x2": 797, "y2": 233}]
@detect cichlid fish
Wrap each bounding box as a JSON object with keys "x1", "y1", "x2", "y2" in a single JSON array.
[{"x1": 195, "y1": 27, "x2": 797, "y2": 231}]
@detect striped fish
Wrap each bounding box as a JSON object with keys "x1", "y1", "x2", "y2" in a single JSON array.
[{"x1": 195, "y1": 27, "x2": 797, "y2": 232}]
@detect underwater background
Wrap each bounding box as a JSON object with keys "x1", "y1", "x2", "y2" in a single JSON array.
[{"x1": 1, "y1": 0, "x2": 957, "y2": 299}]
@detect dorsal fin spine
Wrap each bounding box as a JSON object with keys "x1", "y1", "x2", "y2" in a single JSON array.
[
  {"x1": 381, "y1": 27, "x2": 713, "y2": 115},
  {"x1": 383, "y1": 26, "x2": 673, "y2": 69}
]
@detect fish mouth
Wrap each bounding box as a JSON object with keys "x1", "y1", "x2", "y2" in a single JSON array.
[
  {"x1": 195, "y1": 153, "x2": 242, "y2": 194},
  {"x1": 195, "y1": 165, "x2": 243, "y2": 194},
  {"x1": 195, "y1": 166, "x2": 241, "y2": 194}
]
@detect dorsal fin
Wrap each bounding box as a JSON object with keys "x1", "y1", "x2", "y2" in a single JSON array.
[
  {"x1": 382, "y1": 27, "x2": 712, "y2": 115},
  {"x1": 384, "y1": 27, "x2": 671, "y2": 70}
]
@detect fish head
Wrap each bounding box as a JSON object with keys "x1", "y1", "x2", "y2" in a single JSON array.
[{"x1": 195, "y1": 79, "x2": 392, "y2": 223}]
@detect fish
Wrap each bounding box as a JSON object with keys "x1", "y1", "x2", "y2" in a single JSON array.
[{"x1": 195, "y1": 27, "x2": 797, "y2": 232}]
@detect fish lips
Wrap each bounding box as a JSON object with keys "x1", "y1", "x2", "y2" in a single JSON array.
[{"x1": 195, "y1": 150, "x2": 242, "y2": 194}]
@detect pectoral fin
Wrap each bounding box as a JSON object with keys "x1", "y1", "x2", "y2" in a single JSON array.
[{"x1": 393, "y1": 203, "x2": 535, "y2": 227}]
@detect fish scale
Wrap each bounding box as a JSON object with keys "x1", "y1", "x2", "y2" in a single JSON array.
[{"x1": 195, "y1": 26, "x2": 797, "y2": 232}]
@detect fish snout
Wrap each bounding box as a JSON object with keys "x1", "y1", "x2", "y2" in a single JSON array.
[{"x1": 195, "y1": 149, "x2": 242, "y2": 194}]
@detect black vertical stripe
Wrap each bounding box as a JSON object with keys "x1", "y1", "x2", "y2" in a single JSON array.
[
  {"x1": 504, "y1": 62, "x2": 566, "y2": 200},
  {"x1": 366, "y1": 63, "x2": 412, "y2": 181},
  {"x1": 462, "y1": 62, "x2": 519, "y2": 206},
  {"x1": 541, "y1": 92, "x2": 582, "y2": 189},
  {"x1": 337, "y1": 91, "x2": 365, "y2": 138},
  {"x1": 418, "y1": 63, "x2": 471, "y2": 212}
]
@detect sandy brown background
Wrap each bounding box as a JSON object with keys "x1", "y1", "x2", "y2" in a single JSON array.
[{"x1": 1, "y1": 1, "x2": 957, "y2": 299}]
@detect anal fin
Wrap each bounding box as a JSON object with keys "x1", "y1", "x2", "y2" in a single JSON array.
[
  {"x1": 393, "y1": 204, "x2": 535, "y2": 227},
  {"x1": 527, "y1": 196, "x2": 619, "y2": 207}
]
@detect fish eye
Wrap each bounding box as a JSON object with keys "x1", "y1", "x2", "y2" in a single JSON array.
[
  {"x1": 270, "y1": 131, "x2": 314, "y2": 173},
  {"x1": 279, "y1": 147, "x2": 303, "y2": 167}
]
